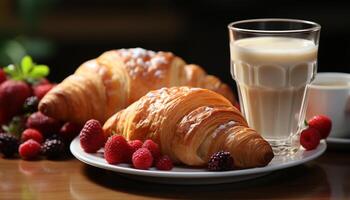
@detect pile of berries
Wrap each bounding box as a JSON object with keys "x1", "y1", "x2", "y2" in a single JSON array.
[
  {"x1": 0, "y1": 56, "x2": 82, "y2": 160},
  {"x1": 79, "y1": 119, "x2": 173, "y2": 171},
  {"x1": 300, "y1": 115, "x2": 332, "y2": 150}
]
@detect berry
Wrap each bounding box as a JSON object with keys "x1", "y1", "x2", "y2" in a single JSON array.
[
  {"x1": 59, "y1": 122, "x2": 82, "y2": 142},
  {"x1": 19, "y1": 139, "x2": 41, "y2": 160},
  {"x1": 208, "y1": 151, "x2": 234, "y2": 171},
  {"x1": 300, "y1": 127, "x2": 321, "y2": 150},
  {"x1": 0, "y1": 80, "x2": 32, "y2": 124},
  {"x1": 21, "y1": 128, "x2": 43, "y2": 143},
  {"x1": 155, "y1": 155, "x2": 173, "y2": 170},
  {"x1": 79, "y1": 119, "x2": 105, "y2": 153},
  {"x1": 142, "y1": 139, "x2": 161, "y2": 161},
  {"x1": 104, "y1": 135, "x2": 132, "y2": 164},
  {"x1": 26, "y1": 112, "x2": 61, "y2": 137},
  {"x1": 0, "y1": 68, "x2": 7, "y2": 84},
  {"x1": 0, "y1": 133, "x2": 19, "y2": 157},
  {"x1": 23, "y1": 96, "x2": 39, "y2": 113},
  {"x1": 33, "y1": 83, "x2": 55, "y2": 100},
  {"x1": 132, "y1": 148, "x2": 153, "y2": 170},
  {"x1": 128, "y1": 140, "x2": 143, "y2": 154},
  {"x1": 41, "y1": 138, "x2": 65, "y2": 158},
  {"x1": 308, "y1": 115, "x2": 332, "y2": 139}
]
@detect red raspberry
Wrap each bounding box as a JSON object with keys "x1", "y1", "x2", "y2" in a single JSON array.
[
  {"x1": 26, "y1": 112, "x2": 61, "y2": 137},
  {"x1": 308, "y1": 115, "x2": 332, "y2": 139},
  {"x1": 0, "y1": 68, "x2": 6, "y2": 84},
  {"x1": 300, "y1": 127, "x2": 321, "y2": 150},
  {"x1": 104, "y1": 135, "x2": 132, "y2": 164},
  {"x1": 79, "y1": 119, "x2": 106, "y2": 153},
  {"x1": 33, "y1": 83, "x2": 55, "y2": 100},
  {"x1": 128, "y1": 140, "x2": 143, "y2": 154},
  {"x1": 142, "y1": 139, "x2": 161, "y2": 160},
  {"x1": 19, "y1": 139, "x2": 41, "y2": 160},
  {"x1": 21, "y1": 128, "x2": 44, "y2": 144},
  {"x1": 155, "y1": 155, "x2": 173, "y2": 170},
  {"x1": 59, "y1": 122, "x2": 82, "y2": 142},
  {"x1": 132, "y1": 148, "x2": 153, "y2": 170}
]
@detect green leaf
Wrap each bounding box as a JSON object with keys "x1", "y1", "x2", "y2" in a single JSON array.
[
  {"x1": 28, "y1": 65, "x2": 49, "y2": 78},
  {"x1": 21, "y1": 55, "x2": 33, "y2": 74}
]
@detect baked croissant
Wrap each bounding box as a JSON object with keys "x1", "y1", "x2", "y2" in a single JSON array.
[
  {"x1": 39, "y1": 48, "x2": 236, "y2": 124},
  {"x1": 103, "y1": 87, "x2": 273, "y2": 168}
]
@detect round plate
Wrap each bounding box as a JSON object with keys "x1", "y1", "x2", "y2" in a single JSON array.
[{"x1": 70, "y1": 137, "x2": 326, "y2": 185}]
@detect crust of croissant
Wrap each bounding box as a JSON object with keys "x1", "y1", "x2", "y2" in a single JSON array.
[
  {"x1": 103, "y1": 87, "x2": 273, "y2": 168},
  {"x1": 39, "y1": 48, "x2": 236, "y2": 124}
]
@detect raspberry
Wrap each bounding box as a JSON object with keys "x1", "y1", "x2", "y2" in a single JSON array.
[
  {"x1": 33, "y1": 83, "x2": 55, "y2": 100},
  {"x1": 308, "y1": 115, "x2": 332, "y2": 139},
  {"x1": 41, "y1": 138, "x2": 65, "y2": 158},
  {"x1": 128, "y1": 140, "x2": 143, "y2": 154},
  {"x1": 142, "y1": 139, "x2": 161, "y2": 160},
  {"x1": 300, "y1": 127, "x2": 321, "y2": 150},
  {"x1": 132, "y1": 148, "x2": 153, "y2": 170},
  {"x1": 0, "y1": 68, "x2": 7, "y2": 84},
  {"x1": 59, "y1": 122, "x2": 82, "y2": 142},
  {"x1": 21, "y1": 128, "x2": 44, "y2": 143},
  {"x1": 0, "y1": 133, "x2": 19, "y2": 157},
  {"x1": 104, "y1": 135, "x2": 132, "y2": 164},
  {"x1": 208, "y1": 151, "x2": 234, "y2": 171},
  {"x1": 19, "y1": 139, "x2": 41, "y2": 160},
  {"x1": 26, "y1": 112, "x2": 61, "y2": 137},
  {"x1": 155, "y1": 155, "x2": 173, "y2": 170},
  {"x1": 79, "y1": 119, "x2": 106, "y2": 153},
  {"x1": 23, "y1": 96, "x2": 39, "y2": 113}
]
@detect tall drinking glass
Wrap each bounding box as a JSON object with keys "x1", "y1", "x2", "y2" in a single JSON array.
[{"x1": 228, "y1": 19, "x2": 321, "y2": 155}]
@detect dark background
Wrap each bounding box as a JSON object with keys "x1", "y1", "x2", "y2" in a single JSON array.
[{"x1": 0, "y1": 0, "x2": 349, "y2": 88}]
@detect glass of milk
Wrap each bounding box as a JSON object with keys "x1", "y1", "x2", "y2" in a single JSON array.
[{"x1": 228, "y1": 19, "x2": 321, "y2": 155}]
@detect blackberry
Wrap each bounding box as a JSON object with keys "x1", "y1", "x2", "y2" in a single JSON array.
[
  {"x1": 207, "y1": 151, "x2": 234, "y2": 171},
  {"x1": 0, "y1": 133, "x2": 19, "y2": 157},
  {"x1": 41, "y1": 138, "x2": 65, "y2": 158},
  {"x1": 23, "y1": 96, "x2": 39, "y2": 113}
]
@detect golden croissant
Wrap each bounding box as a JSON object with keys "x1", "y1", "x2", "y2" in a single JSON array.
[
  {"x1": 103, "y1": 87, "x2": 273, "y2": 168},
  {"x1": 39, "y1": 48, "x2": 236, "y2": 124}
]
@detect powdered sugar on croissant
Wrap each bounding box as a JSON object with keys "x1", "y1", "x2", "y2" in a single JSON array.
[{"x1": 39, "y1": 48, "x2": 236, "y2": 124}]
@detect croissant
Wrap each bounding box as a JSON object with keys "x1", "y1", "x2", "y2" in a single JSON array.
[
  {"x1": 103, "y1": 87, "x2": 273, "y2": 168},
  {"x1": 39, "y1": 48, "x2": 235, "y2": 124}
]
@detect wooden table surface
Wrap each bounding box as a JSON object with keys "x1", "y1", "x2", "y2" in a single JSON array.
[{"x1": 0, "y1": 148, "x2": 349, "y2": 200}]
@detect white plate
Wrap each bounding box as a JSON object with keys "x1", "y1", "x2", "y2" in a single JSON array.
[{"x1": 70, "y1": 137, "x2": 326, "y2": 185}]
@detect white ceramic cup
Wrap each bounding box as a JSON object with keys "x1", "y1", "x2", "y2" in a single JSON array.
[{"x1": 305, "y1": 72, "x2": 350, "y2": 138}]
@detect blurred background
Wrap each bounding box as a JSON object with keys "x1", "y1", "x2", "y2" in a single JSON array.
[{"x1": 0, "y1": 0, "x2": 349, "y2": 87}]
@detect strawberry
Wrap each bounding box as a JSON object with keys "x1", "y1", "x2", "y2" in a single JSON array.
[
  {"x1": 0, "y1": 80, "x2": 32, "y2": 124},
  {"x1": 79, "y1": 119, "x2": 105, "y2": 153},
  {"x1": 308, "y1": 115, "x2": 332, "y2": 139},
  {"x1": 26, "y1": 112, "x2": 61, "y2": 137},
  {"x1": 300, "y1": 127, "x2": 321, "y2": 150},
  {"x1": 0, "y1": 68, "x2": 7, "y2": 84},
  {"x1": 33, "y1": 83, "x2": 55, "y2": 100},
  {"x1": 21, "y1": 128, "x2": 44, "y2": 144},
  {"x1": 104, "y1": 135, "x2": 132, "y2": 164}
]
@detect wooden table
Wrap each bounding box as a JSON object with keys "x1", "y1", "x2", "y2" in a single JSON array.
[{"x1": 0, "y1": 148, "x2": 349, "y2": 200}]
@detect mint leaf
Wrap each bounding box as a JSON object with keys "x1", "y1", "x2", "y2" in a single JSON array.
[
  {"x1": 29, "y1": 65, "x2": 49, "y2": 78},
  {"x1": 4, "y1": 64, "x2": 19, "y2": 78},
  {"x1": 21, "y1": 55, "x2": 33, "y2": 74}
]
